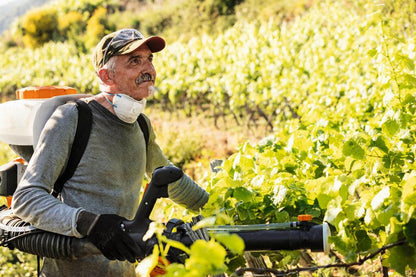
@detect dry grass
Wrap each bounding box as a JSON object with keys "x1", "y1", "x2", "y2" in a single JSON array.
[{"x1": 147, "y1": 106, "x2": 271, "y2": 179}]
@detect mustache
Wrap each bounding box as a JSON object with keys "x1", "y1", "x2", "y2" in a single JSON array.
[{"x1": 136, "y1": 73, "x2": 155, "y2": 85}]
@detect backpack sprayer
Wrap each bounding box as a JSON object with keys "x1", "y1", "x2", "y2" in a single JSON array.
[{"x1": 0, "y1": 87, "x2": 330, "y2": 264}]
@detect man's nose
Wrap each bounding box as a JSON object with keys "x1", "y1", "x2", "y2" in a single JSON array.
[
  {"x1": 142, "y1": 60, "x2": 156, "y2": 74},
  {"x1": 141, "y1": 66, "x2": 156, "y2": 78}
]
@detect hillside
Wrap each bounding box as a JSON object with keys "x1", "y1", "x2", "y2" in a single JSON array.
[{"x1": 0, "y1": 0, "x2": 51, "y2": 34}]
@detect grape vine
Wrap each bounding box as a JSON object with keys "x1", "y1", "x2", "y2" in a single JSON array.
[{"x1": 0, "y1": 0, "x2": 415, "y2": 275}]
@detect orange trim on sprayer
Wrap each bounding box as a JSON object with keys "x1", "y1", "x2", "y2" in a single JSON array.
[
  {"x1": 13, "y1": 157, "x2": 26, "y2": 164},
  {"x1": 16, "y1": 86, "x2": 76, "y2": 100},
  {"x1": 6, "y1": 158, "x2": 27, "y2": 207},
  {"x1": 6, "y1": 197, "x2": 12, "y2": 207},
  {"x1": 298, "y1": 214, "x2": 313, "y2": 221}
]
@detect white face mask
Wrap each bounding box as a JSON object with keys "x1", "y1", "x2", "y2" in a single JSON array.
[{"x1": 105, "y1": 93, "x2": 146, "y2": 123}]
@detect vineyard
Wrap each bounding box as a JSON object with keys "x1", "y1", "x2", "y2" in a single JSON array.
[{"x1": 0, "y1": 0, "x2": 416, "y2": 276}]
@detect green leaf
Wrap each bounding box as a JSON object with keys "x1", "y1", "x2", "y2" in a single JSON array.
[
  {"x1": 342, "y1": 139, "x2": 365, "y2": 160},
  {"x1": 404, "y1": 218, "x2": 416, "y2": 244},
  {"x1": 339, "y1": 184, "x2": 349, "y2": 203},
  {"x1": 236, "y1": 205, "x2": 249, "y2": 221},
  {"x1": 225, "y1": 188, "x2": 234, "y2": 199},
  {"x1": 189, "y1": 240, "x2": 227, "y2": 269},
  {"x1": 388, "y1": 217, "x2": 404, "y2": 241},
  {"x1": 382, "y1": 151, "x2": 404, "y2": 169},
  {"x1": 324, "y1": 206, "x2": 343, "y2": 226},
  {"x1": 403, "y1": 73, "x2": 416, "y2": 88},
  {"x1": 225, "y1": 254, "x2": 246, "y2": 273},
  {"x1": 313, "y1": 160, "x2": 326, "y2": 178},
  {"x1": 233, "y1": 187, "x2": 253, "y2": 202},
  {"x1": 376, "y1": 204, "x2": 396, "y2": 226},
  {"x1": 403, "y1": 93, "x2": 416, "y2": 105},
  {"x1": 395, "y1": 53, "x2": 415, "y2": 71},
  {"x1": 382, "y1": 118, "x2": 400, "y2": 137},
  {"x1": 385, "y1": 244, "x2": 416, "y2": 275},
  {"x1": 355, "y1": 230, "x2": 372, "y2": 251},
  {"x1": 370, "y1": 136, "x2": 389, "y2": 153},
  {"x1": 211, "y1": 233, "x2": 245, "y2": 254},
  {"x1": 274, "y1": 210, "x2": 290, "y2": 222},
  {"x1": 317, "y1": 193, "x2": 332, "y2": 209},
  {"x1": 367, "y1": 49, "x2": 378, "y2": 57},
  {"x1": 329, "y1": 236, "x2": 357, "y2": 261}
]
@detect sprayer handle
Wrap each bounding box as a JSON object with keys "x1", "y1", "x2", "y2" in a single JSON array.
[{"x1": 122, "y1": 166, "x2": 183, "y2": 234}]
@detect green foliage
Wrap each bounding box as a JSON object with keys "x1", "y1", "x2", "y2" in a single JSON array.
[
  {"x1": 189, "y1": 2, "x2": 415, "y2": 273},
  {"x1": 165, "y1": 239, "x2": 228, "y2": 276},
  {"x1": 0, "y1": 143, "x2": 36, "y2": 276},
  {"x1": 3, "y1": 0, "x2": 118, "y2": 51},
  {"x1": 2, "y1": 0, "x2": 247, "y2": 50},
  {"x1": 153, "y1": 0, "x2": 385, "y2": 126},
  {"x1": 58, "y1": 11, "x2": 86, "y2": 42},
  {"x1": 197, "y1": 0, "x2": 242, "y2": 18},
  {"x1": 0, "y1": 248, "x2": 37, "y2": 277},
  {"x1": 0, "y1": 0, "x2": 415, "y2": 275},
  {"x1": 235, "y1": 0, "x2": 310, "y2": 22},
  {"x1": 135, "y1": 5, "x2": 174, "y2": 37},
  {"x1": 0, "y1": 142, "x2": 17, "y2": 164},
  {"x1": 124, "y1": 0, "x2": 243, "y2": 43},
  {"x1": 0, "y1": 41, "x2": 97, "y2": 97},
  {"x1": 145, "y1": 0, "x2": 416, "y2": 275},
  {"x1": 19, "y1": 7, "x2": 59, "y2": 48},
  {"x1": 55, "y1": 0, "x2": 115, "y2": 15},
  {"x1": 84, "y1": 6, "x2": 112, "y2": 50}
]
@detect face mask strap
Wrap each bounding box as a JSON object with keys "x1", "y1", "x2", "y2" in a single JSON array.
[{"x1": 103, "y1": 92, "x2": 118, "y2": 108}]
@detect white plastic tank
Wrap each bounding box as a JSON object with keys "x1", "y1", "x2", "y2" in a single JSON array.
[{"x1": 0, "y1": 86, "x2": 77, "y2": 145}]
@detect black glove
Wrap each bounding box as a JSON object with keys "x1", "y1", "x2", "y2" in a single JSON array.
[{"x1": 77, "y1": 212, "x2": 144, "y2": 262}]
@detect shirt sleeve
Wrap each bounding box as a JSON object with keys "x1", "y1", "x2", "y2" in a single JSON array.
[
  {"x1": 168, "y1": 173, "x2": 209, "y2": 211},
  {"x1": 11, "y1": 103, "x2": 85, "y2": 238}
]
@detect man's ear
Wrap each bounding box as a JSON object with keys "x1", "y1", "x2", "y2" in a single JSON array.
[{"x1": 98, "y1": 68, "x2": 115, "y2": 85}]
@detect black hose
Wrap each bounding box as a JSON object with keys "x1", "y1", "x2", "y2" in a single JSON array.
[
  {"x1": 1, "y1": 211, "x2": 74, "y2": 259},
  {"x1": 13, "y1": 231, "x2": 72, "y2": 258}
]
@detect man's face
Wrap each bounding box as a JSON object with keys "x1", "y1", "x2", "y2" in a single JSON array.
[{"x1": 109, "y1": 44, "x2": 156, "y2": 100}]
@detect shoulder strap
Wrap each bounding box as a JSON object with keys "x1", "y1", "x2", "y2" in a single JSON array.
[
  {"x1": 51, "y1": 104, "x2": 149, "y2": 197},
  {"x1": 137, "y1": 114, "x2": 149, "y2": 151},
  {"x1": 51, "y1": 100, "x2": 92, "y2": 197}
]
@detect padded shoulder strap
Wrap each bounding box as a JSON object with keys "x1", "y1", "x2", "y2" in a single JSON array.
[
  {"x1": 137, "y1": 114, "x2": 149, "y2": 151},
  {"x1": 51, "y1": 100, "x2": 92, "y2": 197},
  {"x1": 33, "y1": 94, "x2": 91, "y2": 149}
]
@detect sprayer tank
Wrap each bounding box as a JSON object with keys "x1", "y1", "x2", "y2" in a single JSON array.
[{"x1": 0, "y1": 86, "x2": 76, "y2": 145}]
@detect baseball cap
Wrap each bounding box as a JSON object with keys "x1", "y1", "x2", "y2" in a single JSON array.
[{"x1": 92, "y1": 28, "x2": 165, "y2": 72}]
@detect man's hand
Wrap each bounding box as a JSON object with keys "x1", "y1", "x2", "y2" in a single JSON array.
[{"x1": 77, "y1": 211, "x2": 143, "y2": 262}]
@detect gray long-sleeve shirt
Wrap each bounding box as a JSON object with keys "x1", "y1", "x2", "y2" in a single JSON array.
[{"x1": 12, "y1": 99, "x2": 208, "y2": 276}]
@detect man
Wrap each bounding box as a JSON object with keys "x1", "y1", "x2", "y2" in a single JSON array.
[{"x1": 12, "y1": 29, "x2": 209, "y2": 276}]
